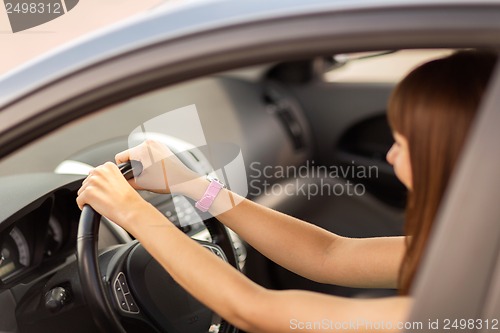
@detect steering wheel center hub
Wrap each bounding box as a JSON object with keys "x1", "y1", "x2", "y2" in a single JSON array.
[{"x1": 125, "y1": 243, "x2": 215, "y2": 332}]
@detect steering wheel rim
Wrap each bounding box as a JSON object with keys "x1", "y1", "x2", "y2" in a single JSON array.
[
  {"x1": 77, "y1": 163, "x2": 240, "y2": 333},
  {"x1": 77, "y1": 205, "x2": 126, "y2": 333}
]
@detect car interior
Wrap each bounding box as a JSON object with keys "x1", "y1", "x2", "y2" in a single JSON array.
[{"x1": 0, "y1": 48, "x2": 478, "y2": 332}]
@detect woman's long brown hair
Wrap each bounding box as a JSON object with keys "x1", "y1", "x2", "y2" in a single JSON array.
[{"x1": 387, "y1": 50, "x2": 497, "y2": 295}]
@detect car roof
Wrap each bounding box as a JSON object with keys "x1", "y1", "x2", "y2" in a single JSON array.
[{"x1": 0, "y1": 0, "x2": 499, "y2": 108}]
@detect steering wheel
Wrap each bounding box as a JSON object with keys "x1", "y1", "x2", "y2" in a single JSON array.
[{"x1": 77, "y1": 161, "x2": 239, "y2": 333}]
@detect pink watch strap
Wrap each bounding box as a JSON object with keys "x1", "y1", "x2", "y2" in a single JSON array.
[{"x1": 195, "y1": 178, "x2": 224, "y2": 212}]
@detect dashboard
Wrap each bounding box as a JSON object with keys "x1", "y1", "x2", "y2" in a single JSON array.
[
  {"x1": 0, "y1": 174, "x2": 82, "y2": 286},
  {"x1": 0, "y1": 172, "x2": 248, "y2": 290}
]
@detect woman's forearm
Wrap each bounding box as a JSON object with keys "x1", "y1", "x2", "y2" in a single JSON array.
[
  {"x1": 181, "y1": 177, "x2": 345, "y2": 284},
  {"x1": 124, "y1": 200, "x2": 410, "y2": 333},
  {"x1": 181, "y1": 177, "x2": 403, "y2": 288},
  {"x1": 125, "y1": 200, "x2": 265, "y2": 331}
]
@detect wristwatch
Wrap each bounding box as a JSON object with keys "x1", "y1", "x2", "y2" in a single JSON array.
[{"x1": 195, "y1": 176, "x2": 225, "y2": 212}]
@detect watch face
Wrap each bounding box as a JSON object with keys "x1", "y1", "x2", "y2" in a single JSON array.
[{"x1": 210, "y1": 178, "x2": 225, "y2": 188}]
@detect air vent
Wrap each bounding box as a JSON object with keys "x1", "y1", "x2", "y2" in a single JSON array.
[{"x1": 264, "y1": 86, "x2": 305, "y2": 150}]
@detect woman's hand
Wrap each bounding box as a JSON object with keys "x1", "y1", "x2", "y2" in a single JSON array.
[
  {"x1": 76, "y1": 162, "x2": 150, "y2": 229},
  {"x1": 115, "y1": 140, "x2": 200, "y2": 195}
]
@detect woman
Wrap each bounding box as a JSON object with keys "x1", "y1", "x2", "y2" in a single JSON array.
[{"x1": 77, "y1": 50, "x2": 497, "y2": 332}]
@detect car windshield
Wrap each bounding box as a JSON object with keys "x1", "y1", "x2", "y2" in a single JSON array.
[{"x1": 0, "y1": 49, "x2": 452, "y2": 177}]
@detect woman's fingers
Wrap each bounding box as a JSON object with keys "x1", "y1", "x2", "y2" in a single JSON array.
[
  {"x1": 77, "y1": 163, "x2": 116, "y2": 207},
  {"x1": 76, "y1": 180, "x2": 96, "y2": 210},
  {"x1": 112, "y1": 140, "x2": 192, "y2": 194},
  {"x1": 115, "y1": 141, "x2": 149, "y2": 164},
  {"x1": 77, "y1": 170, "x2": 94, "y2": 196},
  {"x1": 76, "y1": 188, "x2": 88, "y2": 209},
  {"x1": 76, "y1": 162, "x2": 146, "y2": 227},
  {"x1": 115, "y1": 140, "x2": 172, "y2": 167},
  {"x1": 115, "y1": 149, "x2": 131, "y2": 164}
]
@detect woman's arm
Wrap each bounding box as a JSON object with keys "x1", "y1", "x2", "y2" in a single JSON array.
[
  {"x1": 76, "y1": 164, "x2": 411, "y2": 332},
  {"x1": 115, "y1": 141, "x2": 405, "y2": 288},
  {"x1": 129, "y1": 203, "x2": 411, "y2": 333},
  {"x1": 182, "y1": 177, "x2": 405, "y2": 289}
]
